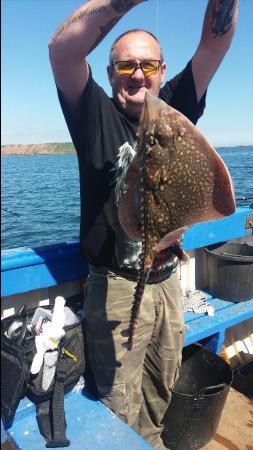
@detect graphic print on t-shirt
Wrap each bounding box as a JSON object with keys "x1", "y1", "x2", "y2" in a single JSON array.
[
  {"x1": 114, "y1": 141, "x2": 137, "y2": 204},
  {"x1": 114, "y1": 141, "x2": 142, "y2": 269}
]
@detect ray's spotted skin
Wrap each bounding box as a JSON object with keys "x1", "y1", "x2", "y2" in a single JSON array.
[{"x1": 118, "y1": 92, "x2": 235, "y2": 350}]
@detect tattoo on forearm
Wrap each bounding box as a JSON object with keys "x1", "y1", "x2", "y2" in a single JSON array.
[
  {"x1": 211, "y1": 0, "x2": 236, "y2": 37},
  {"x1": 111, "y1": 0, "x2": 136, "y2": 14},
  {"x1": 87, "y1": 17, "x2": 120, "y2": 54},
  {"x1": 54, "y1": 5, "x2": 106, "y2": 39}
]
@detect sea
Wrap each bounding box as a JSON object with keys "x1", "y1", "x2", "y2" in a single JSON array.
[{"x1": 1, "y1": 146, "x2": 253, "y2": 250}]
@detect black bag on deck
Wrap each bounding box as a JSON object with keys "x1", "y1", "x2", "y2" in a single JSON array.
[{"x1": 1, "y1": 304, "x2": 85, "y2": 448}]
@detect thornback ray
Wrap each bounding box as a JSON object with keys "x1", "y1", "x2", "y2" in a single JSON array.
[{"x1": 118, "y1": 91, "x2": 235, "y2": 350}]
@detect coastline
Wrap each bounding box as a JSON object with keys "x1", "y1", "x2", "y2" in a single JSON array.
[
  {"x1": 1, "y1": 143, "x2": 252, "y2": 156},
  {"x1": 1, "y1": 142, "x2": 75, "y2": 155}
]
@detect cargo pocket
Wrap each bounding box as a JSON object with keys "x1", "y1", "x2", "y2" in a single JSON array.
[
  {"x1": 97, "y1": 382, "x2": 129, "y2": 422},
  {"x1": 172, "y1": 354, "x2": 182, "y2": 388}
]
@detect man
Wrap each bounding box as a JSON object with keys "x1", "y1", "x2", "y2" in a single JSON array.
[{"x1": 49, "y1": 1, "x2": 238, "y2": 448}]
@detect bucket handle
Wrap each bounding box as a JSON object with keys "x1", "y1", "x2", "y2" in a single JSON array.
[
  {"x1": 198, "y1": 383, "x2": 227, "y2": 396},
  {"x1": 221, "y1": 252, "x2": 253, "y2": 262}
]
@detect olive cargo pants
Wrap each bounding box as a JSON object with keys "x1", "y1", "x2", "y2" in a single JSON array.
[{"x1": 84, "y1": 268, "x2": 184, "y2": 450}]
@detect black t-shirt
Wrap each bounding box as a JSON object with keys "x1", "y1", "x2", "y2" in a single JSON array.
[{"x1": 57, "y1": 60, "x2": 206, "y2": 271}]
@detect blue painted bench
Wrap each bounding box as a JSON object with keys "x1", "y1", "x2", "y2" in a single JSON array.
[
  {"x1": 184, "y1": 295, "x2": 253, "y2": 354},
  {"x1": 2, "y1": 207, "x2": 253, "y2": 449},
  {"x1": 6, "y1": 390, "x2": 153, "y2": 450}
]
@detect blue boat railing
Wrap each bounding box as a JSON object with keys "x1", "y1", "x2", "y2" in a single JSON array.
[{"x1": 1, "y1": 207, "x2": 252, "y2": 298}]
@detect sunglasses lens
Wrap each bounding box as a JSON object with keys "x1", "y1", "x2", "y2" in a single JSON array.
[
  {"x1": 115, "y1": 61, "x2": 135, "y2": 75},
  {"x1": 114, "y1": 60, "x2": 161, "y2": 76},
  {"x1": 142, "y1": 60, "x2": 160, "y2": 76}
]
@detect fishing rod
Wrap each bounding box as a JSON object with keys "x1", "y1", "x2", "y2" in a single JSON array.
[
  {"x1": 1, "y1": 207, "x2": 22, "y2": 217},
  {"x1": 236, "y1": 197, "x2": 253, "y2": 201}
]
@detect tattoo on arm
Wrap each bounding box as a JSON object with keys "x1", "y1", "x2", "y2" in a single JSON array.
[
  {"x1": 210, "y1": 0, "x2": 236, "y2": 37},
  {"x1": 54, "y1": 5, "x2": 106, "y2": 40},
  {"x1": 111, "y1": 0, "x2": 136, "y2": 14},
  {"x1": 87, "y1": 17, "x2": 120, "y2": 54},
  {"x1": 52, "y1": 1, "x2": 137, "y2": 52}
]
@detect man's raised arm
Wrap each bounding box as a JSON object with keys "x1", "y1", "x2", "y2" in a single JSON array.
[
  {"x1": 48, "y1": 0, "x2": 145, "y2": 109},
  {"x1": 192, "y1": 0, "x2": 239, "y2": 102}
]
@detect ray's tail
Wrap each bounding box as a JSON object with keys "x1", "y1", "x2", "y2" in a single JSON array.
[
  {"x1": 127, "y1": 157, "x2": 153, "y2": 351},
  {"x1": 127, "y1": 264, "x2": 151, "y2": 351}
]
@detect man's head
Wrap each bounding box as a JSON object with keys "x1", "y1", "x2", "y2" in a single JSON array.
[{"x1": 107, "y1": 29, "x2": 166, "y2": 119}]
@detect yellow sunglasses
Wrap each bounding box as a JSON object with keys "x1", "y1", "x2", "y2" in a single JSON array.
[{"x1": 112, "y1": 59, "x2": 161, "y2": 77}]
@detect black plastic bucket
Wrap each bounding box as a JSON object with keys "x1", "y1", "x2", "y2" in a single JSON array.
[
  {"x1": 204, "y1": 242, "x2": 253, "y2": 301},
  {"x1": 162, "y1": 344, "x2": 233, "y2": 450}
]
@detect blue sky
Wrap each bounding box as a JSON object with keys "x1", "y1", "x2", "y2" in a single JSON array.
[{"x1": 2, "y1": 0, "x2": 253, "y2": 147}]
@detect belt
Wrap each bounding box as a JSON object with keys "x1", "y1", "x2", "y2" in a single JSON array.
[{"x1": 89, "y1": 261, "x2": 177, "y2": 284}]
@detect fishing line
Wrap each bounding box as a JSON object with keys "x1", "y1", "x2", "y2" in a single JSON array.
[
  {"x1": 156, "y1": 0, "x2": 160, "y2": 94},
  {"x1": 156, "y1": 0, "x2": 159, "y2": 53},
  {"x1": 236, "y1": 197, "x2": 253, "y2": 201}
]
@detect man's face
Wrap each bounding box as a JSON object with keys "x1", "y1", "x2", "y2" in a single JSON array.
[{"x1": 107, "y1": 31, "x2": 166, "y2": 119}]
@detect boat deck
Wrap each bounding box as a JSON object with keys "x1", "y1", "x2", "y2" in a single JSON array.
[
  {"x1": 6, "y1": 383, "x2": 253, "y2": 449},
  {"x1": 202, "y1": 387, "x2": 253, "y2": 450}
]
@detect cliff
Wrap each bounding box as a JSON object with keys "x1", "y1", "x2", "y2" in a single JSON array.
[
  {"x1": 2, "y1": 143, "x2": 252, "y2": 156},
  {"x1": 1, "y1": 142, "x2": 75, "y2": 155}
]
